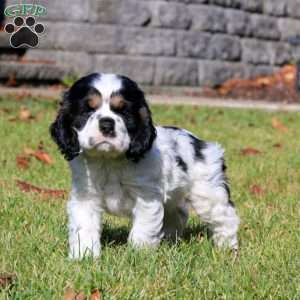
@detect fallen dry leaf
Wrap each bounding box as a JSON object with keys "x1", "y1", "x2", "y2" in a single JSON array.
[
  {"x1": 250, "y1": 184, "x2": 265, "y2": 196},
  {"x1": 75, "y1": 291, "x2": 86, "y2": 300},
  {"x1": 271, "y1": 117, "x2": 289, "y2": 133},
  {"x1": 0, "y1": 273, "x2": 16, "y2": 290},
  {"x1": 273, "y1": 143, "x2": 283, "y2": 149},
  {"x1": 91, "y1": 288, "x2": 101, "y2": 300},
  {"x1": 9, "y1": 107, "x2": 35, "y2": 122},
  {"x1": 64, "y1": 287, "x2": 77, "y2": 300},
  {"x1": 64, "y1": 289, "x2": 86, "y2": 300},
  {"x1": 16, "y1": 155, "x2": 31, "y2": 170},
  {"x1": 280, "y1": 65, "x2": 296, "y2": 83},
  {"x1": 24, "y1": 148, "x2": 53, "y2": 165},
  {"x1": 240, "y1": 147, "x2": 262, "y2": 156},
  {"x1": 32, "y1": 150, "x2": 53, "y2": 164},
  {"x1": 19, "y1": 107, "x2": 33, "y2": 121},
  {"x1": 0, "y1": 108, "x2": 12, "y2": 114},
  {"x1": 16, "y1": 180, "x2": 66, "y2": 198}
]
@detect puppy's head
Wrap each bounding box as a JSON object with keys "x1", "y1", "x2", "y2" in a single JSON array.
[{"x1": 50, "y1": 73, "x2": 156, "y2": 162}]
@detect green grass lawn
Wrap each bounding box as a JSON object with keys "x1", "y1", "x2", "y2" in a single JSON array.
[{"x1": 0, "y1": 96, "x2": 299, "y2": 299}]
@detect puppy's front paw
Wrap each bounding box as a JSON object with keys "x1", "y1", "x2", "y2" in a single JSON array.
[
  {"x1": 69, "y1": 248, "x2": 100, "y2": 260},
  {"x1": 128, "y1": 230, "x2": 162, "y2": 248},
  {"x1": 68, "y1": 239, "x2": 100, "y2": 260},
  {"x1": 212, "y1": 233, "x2": 239, "y2": 251}
]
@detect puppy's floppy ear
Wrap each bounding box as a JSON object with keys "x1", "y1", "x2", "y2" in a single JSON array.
[
  {"x1": 126, "y1": 99, "x2": 156, "y2": 162},
  {"x1": 50, "y1": 92, "x2": 80, "y2": 161}
]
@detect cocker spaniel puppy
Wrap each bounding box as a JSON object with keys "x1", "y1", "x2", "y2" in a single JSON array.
[{"x1": 50, "y1": 73, "x2": 240, "y2": 259}]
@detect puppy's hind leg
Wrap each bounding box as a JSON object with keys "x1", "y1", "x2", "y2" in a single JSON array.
[
  {"x1": 190, "y1": 180, "x2": 239, "y2": 250},
  {"x1": 189, "y1": 144, "x2": 240, "y2": 250}
]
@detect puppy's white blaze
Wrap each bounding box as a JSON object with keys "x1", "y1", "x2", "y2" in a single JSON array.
[
  {"x1": 96, "y1": 101, "x2": 114, "y2": 117},
  {"x1": 92, "y1": 73, "x2": 122, "y2": 99}
]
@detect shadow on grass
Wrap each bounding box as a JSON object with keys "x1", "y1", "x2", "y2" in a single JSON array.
[
  {"x1": 102, "y1": 224, "x2": 129, "y2": 246},
  {"x1": 101, "y1": 222, "x2": 210, "y2": 246},
  {"x1": 182, "y1": 223, "x2": 210, "y2": 242}
]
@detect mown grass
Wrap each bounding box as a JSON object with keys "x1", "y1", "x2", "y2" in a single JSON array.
[{"x1": 0, "y1": 96, "x2": 299, "y2": 299}]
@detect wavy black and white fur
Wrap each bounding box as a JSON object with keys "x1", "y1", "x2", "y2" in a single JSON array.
[{"x1": 50, "y1": 73, "x2": 240, "y2": 259}]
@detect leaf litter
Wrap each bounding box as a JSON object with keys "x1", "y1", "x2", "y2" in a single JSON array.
[
  {"x1": 64, "y1": 287, "x2": 101, "y2": 300},
  {"x1": 240, "y1": 148, "x2": 262, "y2": 156},
  {"x1": 16, "y1": 180, "x2": 66, "y2": 199},
  {"x1": 16, "y1": 141, "x2": 54, "y2": 168},
  {"x1": 0, "y1": 273, "x2": 17, "y2": 290}
]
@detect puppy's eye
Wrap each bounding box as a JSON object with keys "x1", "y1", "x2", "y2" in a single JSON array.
[
  {"x1": 87, "y1": 94, "x2": 102, "y2": 109},
  {"x1": 110, "y1": 95, "x2": 125, "y2": 111}
]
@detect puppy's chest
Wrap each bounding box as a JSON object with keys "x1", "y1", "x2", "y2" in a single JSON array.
[{"x1": 94, "y1": 169, "x2": 134, "y2": 216}]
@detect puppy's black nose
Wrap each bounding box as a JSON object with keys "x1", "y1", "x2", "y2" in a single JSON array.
[{"x1": 99, "y1": 117, "x2": 115, "y2": 136}]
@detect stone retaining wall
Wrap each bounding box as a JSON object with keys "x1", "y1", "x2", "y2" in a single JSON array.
[{"x1": 0, "y1": 0, "x2": 300, "y2": 87}]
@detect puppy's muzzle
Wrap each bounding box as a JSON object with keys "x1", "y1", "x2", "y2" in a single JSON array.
[{"x1": 99, "y1": 117, "x2": 116, "y2": 137}]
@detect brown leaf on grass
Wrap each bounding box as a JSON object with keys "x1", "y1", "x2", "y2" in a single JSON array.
[
  {"x1": 75, "y1": 291, "x2": 86, "y2": 300},
  {"x1": 250, "y1": 184, "x2": 265, "y2": 196},
  {"x1": 9, "y1": 107, "x2": 35, "y2": 122},
  {"x1": 64, "y1": 288, "x2": 86, "y2": 300},
  {"x1": 91, "y1": 289, "x2": 101, "y2": 300},
  {"x1": 16, "y1": 180, "x2": 66, "y2": 198},
  {"x1": 64, "y1": 288, "x2": 100, "y2": 300},
  {"x1": 0, "y1": 273, "x2": 16, "y2": 290},
  {"x1": 19, "y1": 107, "x2": 33, "y2": 121},
  {"x1": 24, "y1": 148, "x2": 53, "y2": 165},
  {"x1": 32, "y1": 150, "x2": 53, "y2": 164},
  {"x1": 64, "y1": 288, "x2": 77, "y2": 300},
  {"x1": 240, "y1": 147, "x2": 262, "y2": 156},
  {"x1": 0, "y1": 108, "x2": 12, "y2": 114},
  {"x1": 273, "y1": 143, "x2": 283, "y2": 149},
  {"x1": 16, "y1": 155, "x2": 31, "y2": 170},
  {"x1": 271, "y1": 117, "x2": 289, "y2": 133}
]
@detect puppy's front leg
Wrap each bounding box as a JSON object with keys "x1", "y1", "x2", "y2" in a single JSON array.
[
  {"x1": 67, "y1": 196, "x2": 102, "y2": 259},
  {"x1": 128, "y1": 196, "x2": 164, "y2": 248}
]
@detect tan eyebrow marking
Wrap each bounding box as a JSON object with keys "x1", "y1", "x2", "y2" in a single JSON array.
[
  {"x1": 88, "y1": 94, "x2": 102, "y2": 109},
  {"x1": 110, "y1": 94, "x2": 125, "y2": 110}
]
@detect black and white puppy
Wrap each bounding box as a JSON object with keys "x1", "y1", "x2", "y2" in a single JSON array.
[{"x1": 50, "y1": 73, "x2": 240, "y2": 259}]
